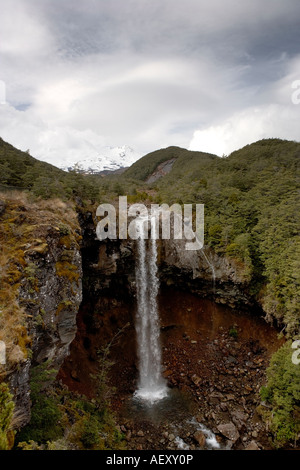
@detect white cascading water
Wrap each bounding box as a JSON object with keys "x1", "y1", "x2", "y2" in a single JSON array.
[
  {"x1": 134, "y1": 215, "x2": 168, "y2": 403},
  {"x1": 201, "y1": 249, "x2": 216, "y2": 295}
]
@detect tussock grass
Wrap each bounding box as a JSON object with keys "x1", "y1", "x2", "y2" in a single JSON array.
[{"x1": 0, "y1": 191, "x2": 80, "y2": 373}]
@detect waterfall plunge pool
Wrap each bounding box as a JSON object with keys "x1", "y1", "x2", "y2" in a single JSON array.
[{"x1": 120, "y1": 387, "x2": 222, "y2": 450}]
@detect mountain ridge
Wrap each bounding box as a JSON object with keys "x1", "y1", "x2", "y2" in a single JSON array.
[{"x1": 59, "y1": 145, "x2": 141, "y2": 174}]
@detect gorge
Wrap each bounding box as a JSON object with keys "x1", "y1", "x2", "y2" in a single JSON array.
[
  {"x1": 0, "y1": 137, "x2": 299, "y2": 451},
  {"x1": 56, "y1": 206, "x2": 285, "y2": 450}
]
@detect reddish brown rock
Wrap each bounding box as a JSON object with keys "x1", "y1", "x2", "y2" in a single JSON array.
[{"x1": 193, "y1": 431, "x2": 206, "y2": 448}]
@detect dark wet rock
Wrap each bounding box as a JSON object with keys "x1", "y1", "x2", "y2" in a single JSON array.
[{"x1": 7, "y1": 360, "x2": 31, "y2": 428}]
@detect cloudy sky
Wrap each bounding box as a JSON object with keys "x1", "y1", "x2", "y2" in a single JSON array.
[{"x1": 0, "y1": 0, "x2": 300, "y2": 168}]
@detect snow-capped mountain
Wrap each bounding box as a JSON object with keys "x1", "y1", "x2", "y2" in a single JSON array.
[{"x1": 60, "y1": 145, "x2": 141, "y2": 174}]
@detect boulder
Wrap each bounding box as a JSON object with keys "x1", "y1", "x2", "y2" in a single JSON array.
[
  {"x1": 217, "y1": 422, "x2": 240, "y2": 443},
  {"x1": 245, "y1": 440, "x2": 260, "y2": 450},
  {"x1": 194, "y1": 431, "x2": 206, "y2": 448},
  {"x1": 230, "y1": 409, "x2": 248, "y2": 430}
]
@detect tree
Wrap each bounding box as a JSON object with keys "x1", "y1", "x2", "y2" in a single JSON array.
[
  {"x1": 0, "y1": 162, "x2": 12, "y2": 185},
  {"x1": 0, "y1": 383, "x2": 15, "y2": 450},
  {"x1": 260, "y1": 341, "x2": 300, "y2": 447}
]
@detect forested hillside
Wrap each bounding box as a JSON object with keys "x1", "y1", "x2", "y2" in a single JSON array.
[{"x1": 122, "y1": 139, "x2": 300, "y2": 337}]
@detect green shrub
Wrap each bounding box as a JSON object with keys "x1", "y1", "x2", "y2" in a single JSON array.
[
  {"x1": 0, "y1": 383, "x2": 15, "y2": 450},
  {"x1": 80, "y1": 415, "x2": 101, "y2": 448},
  {"x1": 260, "y1": 341, "x2": 300, "y2": 447},
  {"x1": 16, "y1": 362, "x2": 63, "y2": 445},
  {"x1": 229, "y1": 326, "x2": 238, "y2": 339}
]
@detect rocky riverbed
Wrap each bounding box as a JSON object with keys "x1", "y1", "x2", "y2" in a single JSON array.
[
  {"x1": 114, "y1": 324, "x2": 279, "y2": 451},
  {"x1": 59, "y1": 286, "x2": 286, "y2": 451},
  {"x1": 102, "y1": 288, "x2": 284, "y2": 451}
]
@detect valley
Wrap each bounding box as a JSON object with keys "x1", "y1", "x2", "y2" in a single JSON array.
[{"x1": 0, "y1": 137, "x2": 299, "y2": 451}]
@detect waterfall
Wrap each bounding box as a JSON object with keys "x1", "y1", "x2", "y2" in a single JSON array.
[
  {"x1": 134, "y1": 215, "x2": 168, "y2": 403},
  {"x1": 201, "y1": 249, "x2": 216, "y2": 295}
]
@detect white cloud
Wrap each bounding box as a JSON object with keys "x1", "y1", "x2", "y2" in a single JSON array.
[
  {"x1": 0, "y1": 0, "x2": 54, "y2": 57},
  {"x1": 0, "y1": 103, "x2": 108, "y2": 166},
  {"x1": 189, "y1": 56, "x2": 300, "y2": 155},
  {"x1": 26, "y1": 55, "x2": 227, "y2": 152},
  {"x1": 0, "y1": 102, "x2": 143, "y2": 170},
  {"x1": 189, "y1": 103, "x2": 300, "y2": 156},
  {"x1": 0, "y1": 0, "x2": 300, "y2": 166}
]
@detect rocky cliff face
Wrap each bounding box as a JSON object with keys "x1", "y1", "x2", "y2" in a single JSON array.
[
  {"x1": 79, "y1": 219, "x2": 253, "y2": 311},
  {"x1": 0, "y1": 194, "x2": 82, "y2": 428},
  {"x1": 158, "y1": 237, "x2": 253, "y2": 308}
]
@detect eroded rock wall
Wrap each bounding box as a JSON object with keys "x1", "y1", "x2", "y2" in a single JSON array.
[
  {"x1": 0, "y1": 196, "x2": 82, "y2": 428},
  {"x1": 158, "y1": 238, "x2": 253, "y2": 308}
]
